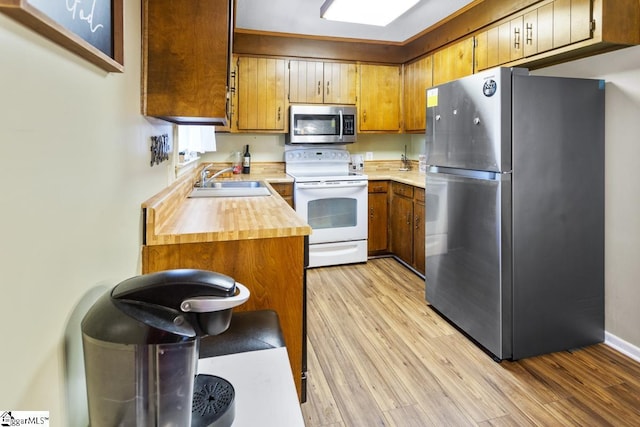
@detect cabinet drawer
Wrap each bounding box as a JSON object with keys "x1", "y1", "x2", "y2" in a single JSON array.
[
  {"x1": 414, "y1": 187, "x2": 425, "y2": 203},
  {"x1": 392, "y1": 182, "x2": 413, "y2": 198},
  {"x1": 369, "y1": 181, "x2": 389, "y2": 193}
]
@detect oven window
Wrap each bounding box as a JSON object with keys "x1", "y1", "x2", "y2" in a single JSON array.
[
  {"x1": 307, "y1": 198, "x2": 357, "y2": 229},
  {"x1": 294, "y1": 115, "x2": 339, "y2": 136}
]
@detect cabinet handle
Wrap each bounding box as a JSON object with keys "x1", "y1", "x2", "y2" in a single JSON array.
[
  {"x1": 514, "y1": 27, "x2": 521, "y2": 49},
  {"x1": 326, "y1": 81, "x2": 330, "y2": 96},
  {"x1": 406, "y1": 213, "x2": 411, "y2": 225},
  {"x1": 363, "y1": 110, "x2": 367, "y2": 123},
  {"x1": 277, "y1": 106, "x2": 281, "y2": 121},
  {"x1": 370, "y1": 207, "x2": 374, "y2": 218},
  {"x1": 317, "y1": 81, "x2": 321, "y2": 95},
  {"x1": 525, "y1": 23, "x2": 533, "y2": 45},
  {"x1": 415, "y1": 216, "x2": 420, "y2": 230}
]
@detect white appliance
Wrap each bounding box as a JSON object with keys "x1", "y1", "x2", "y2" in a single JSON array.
[{"x1": 286, "y1": 148, "x2": 368, "y2": 268}]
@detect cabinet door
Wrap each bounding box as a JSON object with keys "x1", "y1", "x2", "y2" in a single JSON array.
[
  {"x1": 368, "y1": 192, "x2": 389, "y2": 253},
  {"x1": 289, "y1": 60, "x2": 324, "y2": 104},
  {"x1": 510, "y1": 16, "x2": 524, "y2": 61},
  {"x1": 497, "y1": 21, "x2": 512, "y2": 64},
  {"x1": 432, "y1": 37, "x2": 474, "y2": 86},
  {"x1": 270, "y1": 182, "x2": 294, "y2": 207},
  {"x1": 359, "y1": 64, "x2": 401, "y2": 132},
  {"x1": 413, "y1": 195, "x2": 425, "y2": 274},
  {"x1": 487, "y1": 27, "x2": 500, "y2": 68},
  {"x1": 536, "y1": 3, "x2": 554, "y2": 53},
  {"x1": 144, "y1": 0, "x2": 230, "y2": 124},
  {"x1": 236, "y1": 57, "x2": 286, "y2": 131},
  {"x1": 323, "y1": 62, "x2": 357, "y2": 105},
  {"x1": 553, "y1": 0, "x2": 572, "y2": 48},
  {"x1": 403, "y1": 55, "x2": 433, "y2": 132},
  {"x1": 475, "y1": 31, "x2": 488, "y2": 72},
  {"x1": 390, "y1": 194, "x2": 413, "y2": 265},
  {"x1": 552, "y1": 0, "x2": 592, "y2": 49},
  {"x1": 523, "y1": 10, "x2": 538, "y2": 57},
  {"x1": 570, "y1": 0, "x2": 592, "y2": 43}
]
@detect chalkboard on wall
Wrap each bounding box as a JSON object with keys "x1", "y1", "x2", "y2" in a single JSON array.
[
  {"x1": 29, "y1": 0, "x2": 113, "y2": 57},
  {"x1": 0, "y1": 0, "x2": 123, "y2": 72}
]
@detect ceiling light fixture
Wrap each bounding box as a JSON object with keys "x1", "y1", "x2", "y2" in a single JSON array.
[{"x1": 320, "y1": 0, "x2": 420, "y2": 27}]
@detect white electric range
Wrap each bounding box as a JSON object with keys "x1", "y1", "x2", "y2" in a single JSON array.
[{"x1": 285, "y1": 148, "x2": 368, "y2": 268}]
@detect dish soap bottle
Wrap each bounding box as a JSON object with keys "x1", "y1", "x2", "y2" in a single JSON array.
[{"x1": 242, "y1": 144, "x2": 251, "y2": 174}]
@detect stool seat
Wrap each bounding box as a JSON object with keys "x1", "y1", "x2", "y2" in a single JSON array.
[{"x1": 199, "y1": 310, "x2": 285, "y2": 358}]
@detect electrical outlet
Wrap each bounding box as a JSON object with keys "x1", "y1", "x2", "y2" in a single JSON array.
[{"x1": 365, "y1": 152, "x2": 374, "y2": 161}]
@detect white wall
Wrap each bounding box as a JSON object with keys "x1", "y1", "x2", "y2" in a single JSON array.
[
  {"x1": 0, "y1": 2, "x2": 172, "y2": 425},
  {"x1": 533, "y1": 46, "x2": 640, "y2": 352},
  {"x1": 203, "y1": 132, "x2": 420, "y2": 163}
]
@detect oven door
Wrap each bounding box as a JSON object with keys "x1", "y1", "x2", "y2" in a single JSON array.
[{"x1": 294, "y1": 180, "x2": 368, "y2": 244}]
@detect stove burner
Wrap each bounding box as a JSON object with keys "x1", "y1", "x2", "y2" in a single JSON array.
[{"x1": 192, "y1": 374, "x2": 235, "y2": 427}]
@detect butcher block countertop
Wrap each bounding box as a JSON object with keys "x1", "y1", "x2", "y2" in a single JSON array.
[
  {"x1": 364, "y1": 160, "x2": 426, "y2": 188},
  {"x1": 142, "y1": 163, "x2": 310, "y2": 246},
  {"x1": 142, "y1": 161, "x2": 427, "y2": 246}
]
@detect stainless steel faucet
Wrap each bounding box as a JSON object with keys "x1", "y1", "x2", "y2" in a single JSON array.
[{"x1": 201, "y1": 165, "x2": 234, "y2": 187}]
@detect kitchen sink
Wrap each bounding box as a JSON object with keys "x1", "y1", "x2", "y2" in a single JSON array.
[{"x1": 189, "y1": 180, "x2": 271, "y2": 198}]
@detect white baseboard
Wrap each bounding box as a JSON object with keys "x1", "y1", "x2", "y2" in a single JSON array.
[{"x1": 605, "y1": 331, "x2": 640, "y2": 363}]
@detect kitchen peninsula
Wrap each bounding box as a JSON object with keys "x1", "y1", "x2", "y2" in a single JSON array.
[{"x1": 141, "y1": 164, "x2": 311, "y2": 400}]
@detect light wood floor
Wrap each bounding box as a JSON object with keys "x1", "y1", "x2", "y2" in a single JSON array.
[{"x1": 300, "y1": 257, "x2": 640, "y2": 426}]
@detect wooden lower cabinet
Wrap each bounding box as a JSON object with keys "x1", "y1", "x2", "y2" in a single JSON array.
[
  {"x1": 368, "y1": 181, "x2": 389, "y2": 255},
  {"x1": 142, "y1": 236, "x2": 306, "y2": 401},
  {"x1": 389, "y1": 182, "x2": 425, "y2": 275},
  {"x1": 413, "y1": 188, "x2": 425, "y2": 275},
  {"x1": 390, "y1": 182, "x2": 414, "y2": 266},
  {"x1": 270, "y1": 182, "x2": 293, "y2": 207}
]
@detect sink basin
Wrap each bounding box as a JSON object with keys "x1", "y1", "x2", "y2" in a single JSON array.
[{"x1": 189, "y1": 180, "x2": 271, "y2": 198}]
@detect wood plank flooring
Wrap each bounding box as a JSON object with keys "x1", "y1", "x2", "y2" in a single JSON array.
[{"x1": 301, "y1": 257, "x2": 640, "y2": 426}]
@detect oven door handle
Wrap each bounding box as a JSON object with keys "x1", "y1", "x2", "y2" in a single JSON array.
[
  {"x1": 339, "y1": 110, "x2": 344, "y2": 141},
  {"x1": 296, "y1": 181, "x2": 368, "y2": 189}
]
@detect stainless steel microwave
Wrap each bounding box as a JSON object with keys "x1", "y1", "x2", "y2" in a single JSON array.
[{"x1": 287, "y1": 105, "x2": 356, "y2": 144}]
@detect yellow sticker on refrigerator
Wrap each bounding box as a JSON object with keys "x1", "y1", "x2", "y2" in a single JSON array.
[{"x1": 427, "y1": 88, "x2": 438, "y2": 108}]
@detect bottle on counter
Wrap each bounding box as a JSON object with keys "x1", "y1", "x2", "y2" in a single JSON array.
[{"x1": 242, "y1": 144, "x2": 251, "y2": 174}]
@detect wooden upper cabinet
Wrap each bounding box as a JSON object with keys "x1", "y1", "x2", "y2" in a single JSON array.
[
  {"x1": 523, "y1": 4, "x2": 554, "y2": 58},
  {"x1": 432, "y1": 37, "x2": 474, "y2": 86},
  {"x1": 464, "y1": 0, "x2": 635, "y2": 74},
  {"x1": 235, "y1": 57, "x2": 287, "y2": 131},
  {"x1": 289, "y1": 60, "x2": 357, "y2": 105},
  {"x1": 324, "y1": 62, "x2": 357, "y2": 104},
  {"x1": 403, "y1": 55, "x2": 433, "y2": 132},
  {"x1": 143, "y1": 0, "x2": 232, "y2": 125},
  {"x1": 359, "y1": 64, "x2": 401, "y2": 132},
  {"x1": 553, "y1": 0, "x2": 572, "y2": 48},
  {"x1": 289, "y1": 60, "x2": 324, "y2": 104},
  {"x1": 554, "y1": 0, "x2": 592, "y2": 48}
]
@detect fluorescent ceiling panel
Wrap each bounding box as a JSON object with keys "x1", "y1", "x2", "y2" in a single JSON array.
[{"x1": 320, "y1": 0, "x2": 420, "y2": 27}]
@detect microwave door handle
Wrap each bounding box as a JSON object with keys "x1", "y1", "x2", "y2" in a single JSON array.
[{"x1": 339, "y1": 110, "x2": 344, "y2": 141}]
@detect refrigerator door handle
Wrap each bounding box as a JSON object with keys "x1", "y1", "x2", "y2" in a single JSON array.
[{"x1": 427, "y1": 166, "x2": 510, "y2": 181}]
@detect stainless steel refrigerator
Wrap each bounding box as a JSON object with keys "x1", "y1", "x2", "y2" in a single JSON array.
[{"x1": 424, "y1": 67, "x2": 605, "y2": 360}]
